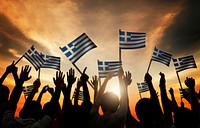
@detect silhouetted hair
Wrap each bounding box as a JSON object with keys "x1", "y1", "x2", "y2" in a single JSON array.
[{"x1": 101, "y1": 92, "x2": 119, "y2": 113}]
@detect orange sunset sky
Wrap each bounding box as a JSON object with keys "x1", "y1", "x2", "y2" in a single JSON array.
[{"x1": 1, "y1": 0, "x2": 200, "y2": 119}]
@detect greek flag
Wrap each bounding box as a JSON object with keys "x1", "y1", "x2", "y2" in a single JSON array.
[
  {"x1": 24, "y1": 45, "x2": 45, "y2": 71},
  {"x1": 72, "y1": 88, "x2": 84, "y2": 101},
  {"x1": 119, "y1": 29, "x2": 146, "y2": 49},
  {"x1": 173, "y1": 55, "x2": 197, "y2": 72},
  {"x1": 98, "y1": 60, "x2": 122, "y2": 78},
  {"x1": 137, "y1": 82, "x2": 149, "y2": 93},
  {"x1": 40, "y1": 53, "x2": 60, "y2": 70},
  {"x1": 60, "y1": 33, "x2": 97, "y2": 64},
  {"x1": 22, "y1": 85, "x2": 34, "y2": 96},
  {"x1": 151, "y1": 47, "x2": 172, "y2": 66}
]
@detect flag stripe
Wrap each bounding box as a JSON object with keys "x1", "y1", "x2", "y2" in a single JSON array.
[
  {"x1": 24, "y1": 46, "x2": 45, "y2": 71},
  {"x1": 151, "y1": 47, "x2": 172, "y2": 67},
  {"x1": 98, "y1": 60, "x2": 121, "y2": 78},
  {"x1": 119, "y1": 29, "x2": 146, "y2": 49},
  {"x1": 173, "y1": 55, "x2": 197, "y2": 72},
  {"x1": 60, "y1": 33, "x2": 96, "y2": 64}
]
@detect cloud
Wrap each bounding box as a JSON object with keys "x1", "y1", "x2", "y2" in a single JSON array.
[
  {"x1": 0, "y1": 13, "x2": 45, "y2": 60},
  {"x1": 158, "y1": 0, "x2": 200, "y2": 56}
]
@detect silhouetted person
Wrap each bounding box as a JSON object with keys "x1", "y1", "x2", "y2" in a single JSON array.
[
  {"x1": 0, "y1": 61, "x2": 17, "y2": 127},
  {"x1": 19, "y1": 78, "x2": 42, "y2": 121},
  {"x1": 159, "y1": 72, "x2": 173, "y2": 128},
  {"x1": 127, "y1": 73, "x2": 164, "y2": 128},
  {"x1": 90, "y1": 67, "x2": 128, "y2": 128},
  {"x1": 2, "y1": 65, "x2": 55, "y2": 128},
  {"x1": 52, "y1": 68, "x2": 92, "y2": 128}
]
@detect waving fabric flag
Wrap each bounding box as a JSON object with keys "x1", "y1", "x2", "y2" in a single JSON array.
[
  {"x1": 119, "y1": 29, "x2": 146, "y2": 49},
  {"x1": 98, "y1": 60, "x2": 122, "y2": 78},
  {"x1": 72, "y1": 88, "x2": 84, "y2": 101},
  {"x1": 23, "y1": 85, "x2": 34, "y2": 96},
  {"x1": 173, "y1": 55, "x2": 197, "y2": 72},
  {"x1": 137, "y1": 82, "x2": 149, "y2": 93},
  {"x1": 151, "y1": 47, "x2": 172, "y2": 66},
  {"x1": 40, "y1": 53, "x2": 60, "y2": 70},
  {"x1": 60, "y1": 33, "x2": 97, "y2": 64},
  {"x1": 24, "y1": 45, "x2": 45, "y2": 71}
]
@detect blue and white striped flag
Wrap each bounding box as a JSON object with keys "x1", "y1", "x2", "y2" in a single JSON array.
[
  {"x1": 72, "y1": 88, "x2": 84, "y2": 101},
  {"x1": 98, "y1": 60, "x2": 122, "y2": 78},
  {"x1": 60, "y1": 33, "x2": 97, "y2": 64},
  {"x1": 137, "y1": 82, "x2": 149, "y2": 93},
  {"x1": 24, "y1": 45, "x2": 45, "y2": 71},
  {"x1": 173, "y1": 55, "x2": 197, "y2": 72},
  {"x1": 40, "y1": 53, "x2": 60, "y2": 70},
  {"x1": 119, "y1": 29, "x2": 146, "y2": 49},
  {"x1": 151, "y1": 47, "x2": 172, "y2": 66},
  {"x1": 23, "y1": 85, "x2": 34, "y2": 96}
]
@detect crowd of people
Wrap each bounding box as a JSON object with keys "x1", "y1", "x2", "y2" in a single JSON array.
[{"x1": 0, "y1": 61, "x2": 200, "y2": 128}]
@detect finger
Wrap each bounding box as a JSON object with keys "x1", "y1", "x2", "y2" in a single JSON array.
[
  {"x1": 83, "y1": 67, "x2": 87, "y2": 74},
  {"x1": 72, "y1": 69, "x2": 75, "y2": 76}
]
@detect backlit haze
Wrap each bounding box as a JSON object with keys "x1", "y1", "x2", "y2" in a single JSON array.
[{"x1": 1, "y1": 0, "x2": 200, "y2": 119}]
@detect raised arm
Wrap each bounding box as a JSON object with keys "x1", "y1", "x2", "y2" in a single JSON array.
[
  {"x1": 26, "y1": 78, "x2": 41, "y2": 103},
  {"x1": 51, "y1": 71, "x2": 65, "y2": 103},
  {"x1": 184, "y1": 77, "x2": 199, "y2": 124},
  {"x1": 37, "y1": 85, "x2": 48, "y2": 103},
  {"x1": 159, "y1": 72, "x2": 173, "y2": 127},
  {"x1": 62, "y1": 68, "x2": 76, "y2": 110},
  {"x1": 124, "y1": 71, "x2": 139, "y2": 128},
  {"x1": 90, "y1": 75, "x2": 98, "y2": 102},
  {"x1": 0, "y1": 61, "x2": 17, "y2": 85},
  {"x1": 92, "y1": 71, "x2": 114, "y2": 111},
  {"x1": 115, "y1": 67, "x2": 128, "y2": 120},
  {"x1": 8, "y1": 65, "x2": 31, "y2": 112},
  {"x1": 81, "y1": 67, "x2": 91, "y2": 106},
  {"x1": 74, "y1": 79, "x2": 82, "y2": 106},
  {"x1": 169, "y1": 87, "x2": 178, "y2": 111}
]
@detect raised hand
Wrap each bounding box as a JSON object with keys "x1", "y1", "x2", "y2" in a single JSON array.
[
  {"x1": 91, "y1": 75, "x2": 98, "y2": 88},
  {"x1": 6, "y1": 61, "x2": 17, "y2": 74},
  {"x1": 33, "y1": 79, "x2": 41, "y2": 93},
  {"x1": 53, "y1": 71, "x2": 65, "y2": 89},
  {"x1": 67, "y1": 68, "x2": 76, "y2": 85},
  {"x1": 47, "y1": 87, "x2": 54, "y2": 96},
  {"x1": 80, "y1": 67, "x2": 89, "y2": 84},
  {"x1": 185, "y1": 77, "x2": 195, "y2": 89},
  {"x1": 19, "y1": 65, "x2": 32, "y2": 82},
  {"x1": 41, "y1": 85, "x2": 49, "y2": 94},
  {"x1": 169, "y1": 87, "x2": 174, "y2": 95},
  {"x1": 159, "y1": 72, "x2": 166, "y2": 89},
  {"x1": 124, "y1": 71, "x2": 132, "y2": 86},
  {"x1": 144, "y1": 72, "x2": 152, "y2": 84}
]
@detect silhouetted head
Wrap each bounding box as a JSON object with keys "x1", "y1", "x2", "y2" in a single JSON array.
[
  {"x1": 174, "y1": 107, "x2": 195, "y2": 128},
  {"x1": 100, "y1": 92, "x2": 119, "y2": 113},
  {"x1": 43, "y1": 101, "x2": 61, "y2": 118},
  {"x1": 0, "y1": 85, "x2": 9, "y2": 104},
  {"x1": 135, "y1": 98, "x2": 157, "y2": 125},
  {"x1": 19, "y1": 101, "x2": 42, "y2": 121}
]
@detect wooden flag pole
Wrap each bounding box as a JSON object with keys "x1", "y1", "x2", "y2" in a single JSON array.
[
  {"x1": 139, "y1": 92, "x2": 142, "y2": 99},
  {"x1": 146, "y1": 59, "x2": 152, "y2": 73},
  {"x1": 72, "y1": 63, "x2": 94, "y2": 89},
  {"x1": 14, "y1": 55, "x2": 24, "y2": 65},
  {"x1": 38, "y1": 69, "x2": 41, "y2": 79},
  {"x1": 176, "y1": 71, "x2": 183, "y2": 90},
  {"x1": 119, "y1": 29, "x2": 122, "y2": 62}
]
